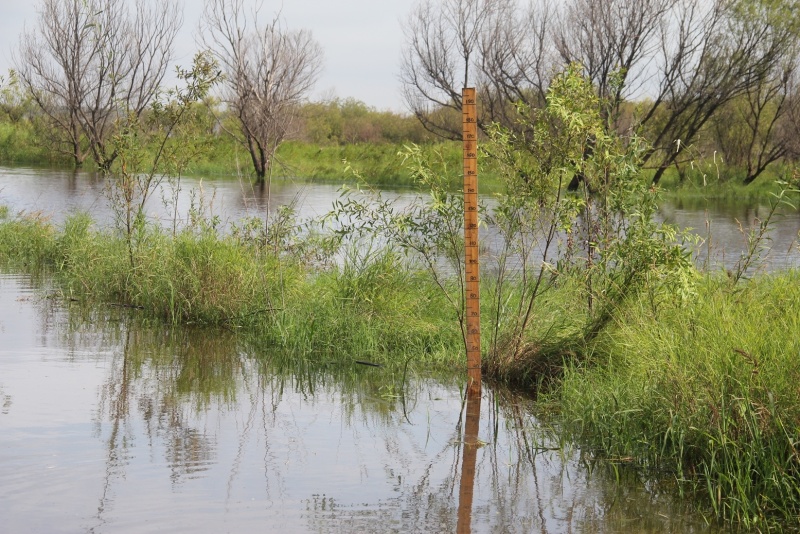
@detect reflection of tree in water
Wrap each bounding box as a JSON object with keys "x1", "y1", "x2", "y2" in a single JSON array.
[
  {"x1": 298, "y1": 382, "x2": 716, "y2": 534},
  {"x1": 61, "y1": 310, "x2": 717, "y2": 533},
  {"x1": 0, "y1": 384, "x2": 11, "y2": 414},
  {"x1": 91, "y1": 321, "x2": 241, "y2": 526}
]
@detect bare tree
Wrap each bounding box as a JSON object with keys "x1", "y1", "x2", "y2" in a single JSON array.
[
  {"x1": 554, "y1": 0, "x2": 676, "y2": 120},
  {"x1": 712, "y1": 56, "x2": 799, "y2": 183},
  {"x1": 636, "y1": 0, "x2": 799, "y2": 183},
  {"x1": 200, "y1": 0, "x2": 323, "y2": 182},
  {"x1": 402, "y1": 0, "x2": 800, "y2": 183},
  {"x1": 14, "y1": 0, "x2": 181, "y2": 169},
  {"x1": 401, "y1": 0, "x2": 510, "y2": 139},
  {"x1": 781, "y1": 65, "x2": 800, "y2": 164},
  {"x1": 478, "y1": 0, "x2": 556, "y2": 127}
]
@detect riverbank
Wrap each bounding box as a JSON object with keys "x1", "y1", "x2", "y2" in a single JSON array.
[
  {"x1": 151, "y1": 149, "x2": 800, "y2": 202},
  {"x1": 1, "y1": 203, "x2": 799, "y2": 530}
]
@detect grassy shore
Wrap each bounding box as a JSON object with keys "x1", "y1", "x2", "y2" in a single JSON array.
[
  {"x1": 184, "y1": 139, "x2": 482, "y2": 190},
  {"x1": 649, "y1": 162, "x2": 798, "y2": 201},
  {"x1": 4, "y1": 121, "x2": 796, "y2": 199},
  {"x1": 0, "y1": 210, "x2": 463, "y2": 367},
  {"x1": 2, "y1": 203, "x2": 799, "y2": 529},
  {"x1": 554, "y1": 271, "x2": 800, "y2": 530},
  {"x1": 181, "y1": 141, "x2": 800, "y2": 199}
]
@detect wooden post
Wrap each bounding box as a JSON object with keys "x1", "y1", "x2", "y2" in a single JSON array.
[
  {"x1": 462, "y1": 88, "x2": 481, "y2": 383},
  {"x1": 459, "y1": 91, "x2": 482, "y2": 532}
]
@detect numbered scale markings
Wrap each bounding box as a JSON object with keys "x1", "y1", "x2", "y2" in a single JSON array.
[{"x1": 462, "y1": 88, "x2": 480, "y2": 376}]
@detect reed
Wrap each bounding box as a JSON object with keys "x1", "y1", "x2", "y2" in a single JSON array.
[
  {"x1": 0, "y1": 209, "x2": 464, "y2": 367},
  {"x1": 0, "y1": 209, "x2": 57, "y2": 269},
  {"x1": 555, "y1": 271, "x2": 800, "y2": 529}
]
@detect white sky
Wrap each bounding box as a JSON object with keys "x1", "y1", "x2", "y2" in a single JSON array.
[{"x1": 0, "y1": 0, "x2": 415, "y2": 112}]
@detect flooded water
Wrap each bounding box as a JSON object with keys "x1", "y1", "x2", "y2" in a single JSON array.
[
  {"x1": 659, "y1": 196, "x2": 800, "y2": 272},
  {"x1": 0, "y1": 272, "x2": 719, "y2": 533},
  {"x1": 1, "y1": 165, "x2": 798, "y2": 271},
  {"x1": 0, "y1": 166, "x2": 794, "y2": 531}
]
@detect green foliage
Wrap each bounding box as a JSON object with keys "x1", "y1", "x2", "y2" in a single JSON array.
[
  {"x1": 0, "y1": 121, "x2": 52, "y2": 164},
  {"x1": 0, "y1": 204, "x2": 463, "y2": 368},
  {"x1": 298, "y1": 98, "x2": 434, "y2": 145},
  {"x1": 481, "y1": 64, "x2": 696, "y2": 372},
  {"x1": 557, "y1": 271, "x2": 800, "y2": 529},
  {"x1": 106, "y1": 52, "x2": 222, "y2": 265},
  {"x1": 0, "y1": 210, "x2": 57, "y2": 269},
  {"x1": 0, "y1": 71, "x2": 56, "y2": 164},
  {"x1": 327, "y1": 141, "x2": 473, "y2": 352},
  {"x1": 274, "y1": 141, "x2": 421, "y2": 184},
  {"x1": 0, "y1": 70, "x2": 34, "y2": 125},
  {"x1": 326, "y1": 65, "x2": 696, "y2": 381}
]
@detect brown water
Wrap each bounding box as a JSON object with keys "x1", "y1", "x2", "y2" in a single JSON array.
[{"x1": 0, "y1": 273, "x2": 719, "y2": 533}]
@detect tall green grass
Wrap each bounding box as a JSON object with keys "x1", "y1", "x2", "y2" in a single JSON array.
[
  {"x1": 0, "y1": 122, "x2": 59, "y2": 166},
  {"x1": 651, "y1": 163, "x2": 799, "y2": 202},
  {"x1": 555, "y1": 272, "x2": 800, "y2": 529},
  {"x1": 0, "y1": 209, "x2": 57, "y2": 269},
  {"x1": 186, "y1": 139, "x2": 471, "y2": 189},
  {"x1": 0, "y1": 210, "x2": 463, "y2": 368},
  {"x1": 263, "y1": 245, "x2": 460, "y2": 363}
]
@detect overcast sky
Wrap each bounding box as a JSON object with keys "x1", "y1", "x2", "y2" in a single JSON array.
[{"x1": 0, "y1": 0, "x2": 415, "y2": 111}]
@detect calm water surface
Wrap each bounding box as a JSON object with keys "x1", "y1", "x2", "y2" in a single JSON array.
[
  {"x1": 0, "y1": 166, "x2": 792, "y2": 532},
  {"x1": 0, "y1": 273, "x2": 718, "y2": 533},
  {"x1": 1, "y1": 166, "x2": 798, "y2": 271}
]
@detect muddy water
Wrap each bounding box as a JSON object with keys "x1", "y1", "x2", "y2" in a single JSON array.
[{"x1": 0, "y1": 273, "x2": 718, "y2": 533}]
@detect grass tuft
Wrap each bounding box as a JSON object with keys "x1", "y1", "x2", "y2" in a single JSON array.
[{"x1": 555, "y1": 272, "x2": 800, "y2": 529}]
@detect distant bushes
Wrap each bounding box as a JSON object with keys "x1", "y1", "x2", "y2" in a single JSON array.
[{"x1": 297, "y1": 98, "x2": 435, "y2": 145}]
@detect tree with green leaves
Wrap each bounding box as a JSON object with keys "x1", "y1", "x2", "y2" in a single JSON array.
[
  {"x1": 106, "y1": 52, "x2": 222, "y2": 267},
  {"x1": 332, "y1": 65, "x2": 694, "y2": 377}
]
